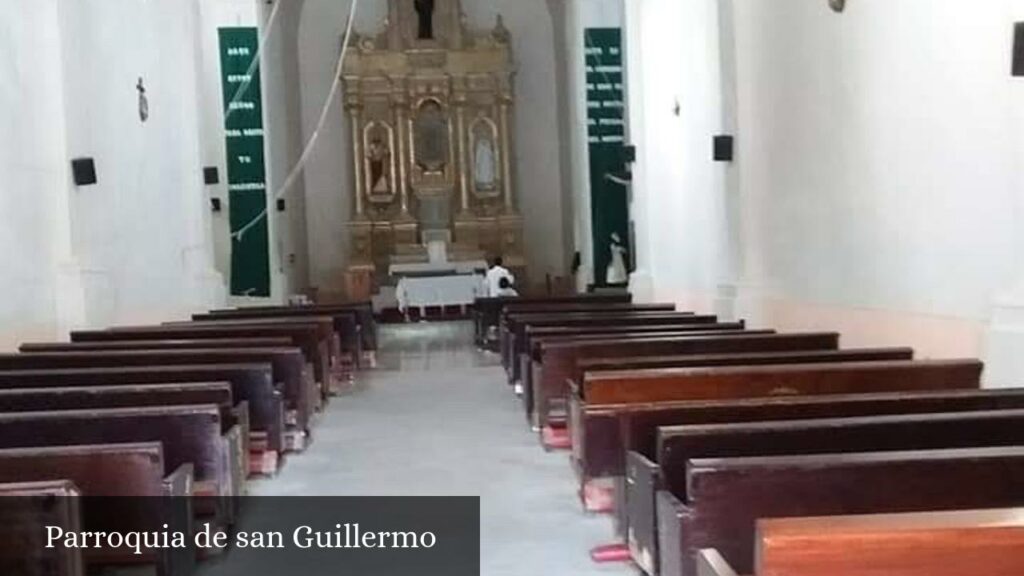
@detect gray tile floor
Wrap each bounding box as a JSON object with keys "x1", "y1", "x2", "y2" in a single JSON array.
[{"x1": 250, "y1": 321, "x2": 637, "y2": 575}]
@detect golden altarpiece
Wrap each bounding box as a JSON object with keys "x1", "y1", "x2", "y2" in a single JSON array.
[{"x1": 342, "y1": 0, "x2": 526, "y2": 297}]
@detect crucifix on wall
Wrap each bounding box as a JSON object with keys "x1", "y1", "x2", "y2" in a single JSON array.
[{"x1": 414, "y1": 0, "x2": 435, "y2": 39}]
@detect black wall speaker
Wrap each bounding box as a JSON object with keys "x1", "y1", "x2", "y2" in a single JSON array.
[
  {"x1": 203, "y1": 166, "x2": 220, "y2": 185},
  {"x1": 71, "y1": 158, "x2": 97, "y2": 186},
  {"x1": 276, "y1": 198, "x2": 286, "y2": 212},
  {"x1": 211, "y1": 198, "x2": 222, "y2": 213},
  {"x1": 1014, "y1": 23, "x2": 1024, "y2": 77},
  {"x1": 713, "y1": 135, "x2": 734, "y2": 162}
]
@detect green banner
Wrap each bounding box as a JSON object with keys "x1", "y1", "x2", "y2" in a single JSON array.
[
  {"x1": 585, "y1": 28, "x2": 630, "y2": 287},
  {"x1": 219, "y1": 27, "x2": 271, "y2": 297}
]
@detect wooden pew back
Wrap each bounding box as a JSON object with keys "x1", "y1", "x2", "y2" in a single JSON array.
[
  {"x1": 0, "y1": 480, "x2": 85, "y2": 576},
  {"x1": 658, "y1": 447, "x2": 1024, "y2": 576},
  {"x1": 755, "y1": 508, "x2": 1024, "y2": 576}
]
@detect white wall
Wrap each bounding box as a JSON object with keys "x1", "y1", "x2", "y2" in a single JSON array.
[
  {"x1": 0, "y1": 0, "x2": 84, "y2": 349},
  {"x1": 630, "y1": 0, "x2": 1024, "y2": 364},
  {"x1": 626, "y1": 0, "x2": 733, "y2": 308},
  {"x1": 0, "y1": 0, "x2": 228, "y2": 347},
  {"x1": 297, "y1": 0, "x2": 568, "y2": 293},
  {"x1": 57, "y1": 0, "x2": 226, "y2": 326}
]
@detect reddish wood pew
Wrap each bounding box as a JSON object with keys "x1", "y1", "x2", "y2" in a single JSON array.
[
  {"x1": 0, "y1": 480, "x2": 85, "y2": 576},
  {"x1": 633, "y1": 406, "x2": 1018, "y2": 574},
  {"x1": 527, "y1": 329, "x2": 775, "y2": 427},
  {"x1": 0, "y1": 443, "x2": 194, "y2": 576},
  {"x1": 535, "y1": 332, "x2": 843, "y2": 429},
  {"x1": 0, "y1": 364, "x2": 283, "y2": 474},
  {"x1": 657, "y1": 447, "x2": 1024, "y2": 576},
  {"x1": 0, "y1": 405, "x2": 243, "y2": 517},
  {"x1": 71, "y1": 324, "x2": 334, "y2": 399},
  {"x1": 21, "y1": 337, "x2": 292, "y2": 353},
  {"x1": 518, "y1": 323, "x2": 749, "y2": 400},
  {"x1": 475, "y1": 293, "x2": 632, "y2": 348},
  {"x1": 754, "y1": 507, "x2": 1024, "y2": 576},
  {"x1": 0, "y1": 349, "x2": 312, "y2": 451}
]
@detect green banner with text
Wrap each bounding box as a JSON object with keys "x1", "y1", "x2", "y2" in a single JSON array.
[
  {"x1": 219, "y1": 27, "x2": 271, "y2": 297},
  {"x1": 585, "y1": 28, "x2": 630, "y2": 287}
]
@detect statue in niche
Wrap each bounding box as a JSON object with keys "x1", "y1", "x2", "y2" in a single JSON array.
[
  {"x1": 606, "y1": 232, "x2": 629, "y2": 285},
  {"x1": 414, "y1": 100, "x2": 448, "y2": 173},
  {"x1": 367, "y1": 135, "x2": 391, "y2": 194},
  {"x1": 474, "y1": 137, "x2": 497, "y2": 191},
  {"x1": 414, "y1": 0, "x2": 435, "y2": 39}
]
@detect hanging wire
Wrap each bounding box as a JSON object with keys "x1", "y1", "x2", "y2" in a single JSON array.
[{"x1": 231, "y1": 0, "x2": 360, "y2": 242}]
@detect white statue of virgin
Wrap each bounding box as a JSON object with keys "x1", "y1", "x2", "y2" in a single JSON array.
[
  {"x1": 606, "y1": 232, "x2": 629, "y2": 285},
  {"x1": 474, "y1": 137, "x2": 497, "y2": 190}
]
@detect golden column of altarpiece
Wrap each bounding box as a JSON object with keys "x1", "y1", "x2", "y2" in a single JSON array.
[{"x1": 342, "y1": 0, "x2": 526, "y2": 298}]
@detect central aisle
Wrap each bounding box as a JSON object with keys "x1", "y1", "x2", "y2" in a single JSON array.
[{"x1": 252, "y1": 321, "x2": 636, "y2": 575}]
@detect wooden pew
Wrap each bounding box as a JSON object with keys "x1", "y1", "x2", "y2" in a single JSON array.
[
  {"x1": 0, "y1": 405, "x2": 243, "y2": 520},
  {"x1": 589, "y1": 387, "x2": 1024, "y2": 519},
  {"x1": 0, "y1": 480, "x2": 85, "y2": 576},
  {"x1": 527, "y1": 329, "x2": 775, "y2": 427},
  {"x1": 656, "y1": 447, "x2": 1024, "y2": 576},
  {"x1": 0, "y1": 348, "x2": 313, "y2": 451},
  {"x1": 582, "y1": 358, "x2": 982, "y2": 405},
  {"x1": 0, "y1": 443, "x2": 194, "y2": 576},
  {"x1": 20, "y1": 337, "x2": 292, "y2": 353},
  {"x1": 192, "y1": 309, "x2": 363, "y2": 372},
  {"x1": 535, "y1": 332, "x2": 843, "y2": 430},
  {"x1": 475, "y1": 293, "x2": 632, "y2": 348},
  {"x1": 0, "y1": 383, "x2": 249, "y2": 478},
  {"x1": 160, "y1": 318, "x2": 336, "y2": 399},
  {"x1": 754, "y1": 507, "x2": 1024, "y2": 576},
  {"x1": 633, "y1": 405, "x2": 1017, "y2": 574},
  {"x1": 503, "y1": 309, "x2": 690, "y2": 374},
  {"x1": 0, "y1": 364, "x2": 284, "y2": 474},
  {"x1": 518, "y1": 322, "x2": 749, "y2": 399},
  {"x1": 72, "y1": 324, "x2": 335, "y2": 399},
  {"x1": 205, "y1": 301, "x2": 377, "y2": 359}
]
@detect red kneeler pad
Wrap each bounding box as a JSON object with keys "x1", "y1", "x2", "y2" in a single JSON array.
[
  {"x1": 541, "y1": 425, "x2": 571, "y2": 450},
  {"x1": 590, "y1": 543, "x2": 631, "y2": 563}
]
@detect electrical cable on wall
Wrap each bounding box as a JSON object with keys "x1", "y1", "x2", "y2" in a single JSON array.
[
  {"x1": 224, "y1": 0, "x2": 283, "y2": 122},
  {"x1": 231, "y1": 0, "x2": 360, "y2": 242}
]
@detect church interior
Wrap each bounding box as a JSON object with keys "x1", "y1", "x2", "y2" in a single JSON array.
[{"x1": 4, "y1": 0, "x2": 1024, "y2": 574}]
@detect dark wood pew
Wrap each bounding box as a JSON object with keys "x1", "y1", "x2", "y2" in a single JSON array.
[
  {"x1": 160, "y1": 318, "x2": 336, "y2": 399},
  {"x1": 593, "y1": 387, "x2": 1024, "y2": 519},
  {"x1": 518, "y1": 322, "x2": 749, "y2": 398},
  {"x1": 206, "y1": 301, "x2": 377, "y2": 358},
  {"x1": 0, "y1": 480, "x2": 85, "y2": 576},
  {"x1": 0, "y1": 383, "x2": 249, "y2": 476},
  {"x1": 501, "y1": 305, "x2": 679, "y2": 370},
  {"x1": 657, "y1": 447, "x2": 1024, "y2": 576},
  {"x1": 192, "y1": 309, "x2": 363, "y2": 372},
  {"x1": 0, "y1": 348, "x2": 313, "y2": 450},
  {"x1": 0, "y1": 405, "x2": 243, "y2": 515},
  {"x1": 475, "y1": 293, "x2": 632, "y2": 348},
  {"x1": 72, "y1": 324, "x2": 334, "y2": 399},
  {"x1": 503, "y1": 308, "x2": 689, "y2": 373},
  {"x1": 0, "y1": 364, "x2": 284, "y2": 473},
  {"x1": 0, "y1": 443, "x2": 194, "y2": 576},
  {"x1": 20, "y1": 337, "x2": 292, "y2": 353},
  {"x1": 527, "y1": 329, "x2": 775, "y2": 427},
  {"x1": 754, "y1": 507, "x2": 1024, "y2": 576},
  {"x1": 534, "y1": 332, "x2": 842, "y2": 429},
  {"x1": 633, "y1": 406, "x2": 1018, "y2": 575},
  {"x1": 582, "y1": 358, "x2": 981, "y2": 405}
]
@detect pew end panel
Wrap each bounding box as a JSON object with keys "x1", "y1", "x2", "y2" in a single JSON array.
[
  {"x1": 627, "y1": 450, "x2": 666, "y2": 574},
  {"x1": 0, "y1": 480, "x2": 86, "y2": 576}
]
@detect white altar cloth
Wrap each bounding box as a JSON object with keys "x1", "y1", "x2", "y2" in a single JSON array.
[{"x1": 396, "y1": 274, "x2": 487, "y2": 313}]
